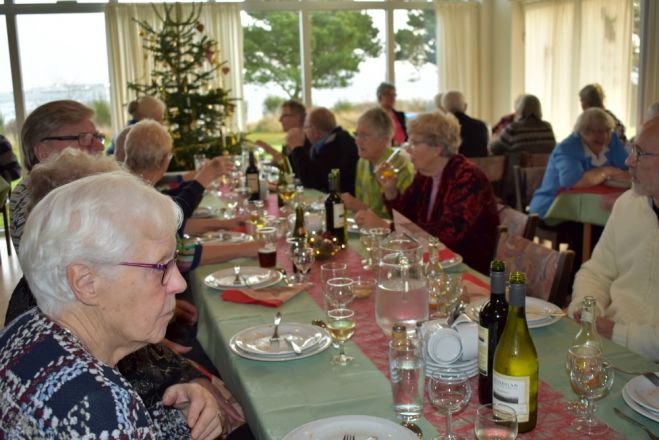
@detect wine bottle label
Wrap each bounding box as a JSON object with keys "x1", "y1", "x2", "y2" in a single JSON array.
[
  {"x1": 247, "y1": 174, "x2": 259, "y2": 193},
  {"x1": 492, "y1": 372, "x2": 531, "y2": 422},
  {"x1": 333, "y1": 203, "x2": 345, "y2": 227},
  {"x1": 478, "y1": 326, "x2": 489, "y2": 374}
]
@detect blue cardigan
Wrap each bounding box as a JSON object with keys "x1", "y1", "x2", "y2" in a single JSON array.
[{"x1": 529, "y1": 132, "x2": 628, "y2": 218}]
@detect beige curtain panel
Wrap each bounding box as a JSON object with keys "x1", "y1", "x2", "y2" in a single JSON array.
[{"x1": 105, "y1": 3, "x2": 245, "y2": 132}]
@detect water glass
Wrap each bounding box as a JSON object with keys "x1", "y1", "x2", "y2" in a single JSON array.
[
  {"x1": 474, "y1": 403, "x2": 518, "y2": 440},
  {"x1": 359, "y1": 229, "x2": 378, "y2": 270},
  {"x1": 325, "y1": 277, "x2": 354, "y2": 310},
  {"x1": 427, "y1": 371, "x2": 472, "y2": 440},
  {"x1": 327, "y1": 307, "x2": 356, "y2": 366},
  {"x1": 321, "y1": 263, "x2": 347, "y2": 295},
  {"x1": 388, "y1": 338, "x2": 425, "y2": 427},
  {"x1": 292, "y1": 244, "x2": 315, "y2": 282}
]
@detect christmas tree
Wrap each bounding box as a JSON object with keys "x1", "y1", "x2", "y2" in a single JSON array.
[{"x1": 128, "y1": 3, "x2": 240, "y2": 171}]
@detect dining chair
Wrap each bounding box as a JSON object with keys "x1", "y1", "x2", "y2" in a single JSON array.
[
  {"x1": 0, "y1": 176, "x2": 12, "y2": 262},
  {"x1": 519, "y1": 152, "x2": 551, "y2": 168},
  {"x1": 494, "y1": 231, "x2": 575, "y2": 308},
  {"x1": 513, "y1": 165, "x2": 546, "y2": 212},
  {"x1": 497, "y1": 203, "x2": 539, "y2": 241},
  {"x1": 470, "y1": 156, "x2": 506, "y2": 183}
]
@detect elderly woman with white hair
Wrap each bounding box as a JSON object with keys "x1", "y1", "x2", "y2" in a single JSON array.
[
  {"x1": 357, "y1": 112, "x2": 499, "y2": 274},
  {"x1": 530, "y1": 107, "x2": 629, "y2": 219},
  {"x1": 0, "y1": 171, "x2": 225, "y2": 438}
]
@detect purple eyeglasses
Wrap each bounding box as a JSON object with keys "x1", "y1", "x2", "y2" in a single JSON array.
[{"x1": 118, "y1": 254, "x2": 178, "y2": 285}]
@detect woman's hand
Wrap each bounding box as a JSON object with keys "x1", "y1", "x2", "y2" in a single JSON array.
[
  {"x1": 163, "y1": 382, "x2": 225, "y2": 440},
  {"x1": 341, "y1": 192, "x2": 368, "y2": 212},
  {"x1": 355, "y1": 209, "x2": 389, "y2": 229}
]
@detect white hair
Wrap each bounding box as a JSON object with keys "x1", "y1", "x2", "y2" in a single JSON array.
[{"x1": 19, "y1": 170, "x2": 183, "y2": 317}]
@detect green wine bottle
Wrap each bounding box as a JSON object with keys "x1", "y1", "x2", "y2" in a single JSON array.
[
  {"x1": 478, "y1": 260, "x2": 508, "y2": 404},
  {"x1": 492, "y1": 271, "x2": 538, "y2": 433},
  {"x1": 325, "y1": 169, "x2": 347, "y2": 247}
]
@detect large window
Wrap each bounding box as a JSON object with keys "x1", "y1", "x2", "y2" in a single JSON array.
[{"x1": 0, "y1": 18, "x2": 16, "y2": 148}]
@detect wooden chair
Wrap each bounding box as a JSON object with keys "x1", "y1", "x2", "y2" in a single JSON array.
[
  {"x1": 519, "y1": 152, "x2": 551, "y2": 168},
  {"x1": 470, "y1": 156, "x2": 506, "y2": 183},
  {"x1": 513, "y1": 165, "x2": 546, "y2": 213},
  {"x1": 0, "y1": 177, "x2": 12, "y2": 261},
  {"x1": 494, "y1": 231, "x2": 575, "y2": 308},
  {"x1": 497, "y1": 204, "x2": 539, "y2": 241}
]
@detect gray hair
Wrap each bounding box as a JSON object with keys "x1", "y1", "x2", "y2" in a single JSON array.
[
  {"x1": 357, "y1": 107, "x2": 394, "y2": 139},
  {"x1": 134, "y1": 96, "x2": 166, "y2": 122},
  {"x1": 20, "y1": 170, "x2": 183, "y2": 318},
  {"x1": 376, "y1": 82, "x2": 396, "y2": 100},
  {"x1": 307, "y1": 107, "x2": 337, "y2": 133},
  {"x1": 579, "y1": 84, "x2": 605, "y2": 108},
  {"x1": 114, "y1": 126, "x2": 132, "y2": 163},
  {"x1": 409, "y1": 112, "x2": 462, "y2": 157},
  {"x1": 21, "y1": 100, "x2": 95, "y2": 172},
  {"x1": 124, "y1": 119, "x2": 172, "y2": 174},
  {"x1": 515, "y1": 94, "x2": 543, "y2": 119},
  {"x1": 574, "y1": 107, "x2": 614, "y2": 135},
  {"x1": 442, "y1": 91, "x2": 466, "y2": 113}
]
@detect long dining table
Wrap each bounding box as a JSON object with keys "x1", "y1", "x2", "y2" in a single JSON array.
[{"x1": 190, "y1": 189, "x2": 658, "y2": 439}]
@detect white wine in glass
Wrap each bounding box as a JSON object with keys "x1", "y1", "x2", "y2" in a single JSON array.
[{"x1": 326, "y1": 308, "x2": 356, "y2": 366}]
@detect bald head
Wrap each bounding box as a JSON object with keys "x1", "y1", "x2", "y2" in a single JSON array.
[{"x1": 443, "y1": 91, "x2": 466, "y2": 114}]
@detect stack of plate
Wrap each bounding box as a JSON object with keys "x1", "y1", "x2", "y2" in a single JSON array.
[
  {"x1": 622, "y1": 374, "x2": 659, "y2": 422},
  {"x1": 204, "y1": 266, "x2": 283, "y2": 290},
  {"x1": 191, "y1": 231, "x2": 253, "y2": 245},
  {"x1": 426, "y1": 357, "x2": 479, "y2": 378},
  {"x1": 466, "y1": 296, "x2": 564, "y2": 329},
  {"x1": 229, "y1": 323, "x2": 332, "y2": 361}
]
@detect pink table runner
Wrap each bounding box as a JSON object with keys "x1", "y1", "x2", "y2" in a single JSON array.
[{"x1": 266, "y1": 195, "x2": 624, "y2": 438}]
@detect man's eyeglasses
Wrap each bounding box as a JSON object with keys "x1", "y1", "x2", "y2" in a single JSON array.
[
  {"x1": 118, "y1": 254, "x2": 178, "y2": 285},
  {"x1": 41, "y1": 132, "x2": 106, "y2": 147},
  {"x1": 630, "y1": 143, "x2": 659, "y2": 163},
  {"x1": 353, "y1": 131, "x2": 375, "y2": 140}
]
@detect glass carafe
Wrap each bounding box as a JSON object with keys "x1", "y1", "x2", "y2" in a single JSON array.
[{"x1": 375, "y1": 232, "x2": 428, "y2": 335}]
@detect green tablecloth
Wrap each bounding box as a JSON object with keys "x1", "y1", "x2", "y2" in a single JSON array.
[{"x1": 544, "y1": 191, "x2": 614, "y2": 227}]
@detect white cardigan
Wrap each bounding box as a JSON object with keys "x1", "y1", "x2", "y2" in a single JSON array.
[{"x1": 568, "y1": 190, "x2": 659, "y2": 361}]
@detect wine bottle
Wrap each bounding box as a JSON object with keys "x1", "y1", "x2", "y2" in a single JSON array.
[
  {"x1": 245, "y1": 150, "x2": 260, "y2": 201},
  {"x1": 492, "y1": 271, "x2": 538, "y2": 433},
  {"x1": 478, "y1": 260, "x2": 508, "y2": 404},
  {"x1": 325, "y1": 169, "x2": 347, "y2": 247},
  {"x1": 572, "y1": 296, "x2": 602, "y2": 351},
  {"x1": 277, "y1": 153, "x2": 294, "y2": 207},
  {"x1": 293, "y1": 203, "x2": 307, "y2": 241}
]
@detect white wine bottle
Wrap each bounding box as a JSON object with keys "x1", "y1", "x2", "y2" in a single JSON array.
[
  {"x1": 478, "y1": 260, "x2": 508, "y2": 404},
  {"x1": 492, "y1": 271, "x2": 538, "y2": 433},
  {"x1": 572, "y1": 296, "x2": 602, "y2": 352}
]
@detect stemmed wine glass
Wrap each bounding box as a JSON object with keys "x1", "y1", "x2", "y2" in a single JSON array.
[
  {"x1": 326, "y1": 307, "x2": 356, "y2": 366},
  {"x1": 359, "y1": 229, "x2": 378, "y2": 270},
  {"x1": 566, "y1": 345, "x2": 614, "y2": 435},
  {"x1": 325, "y1": 277, "x2": 354, "y2": 310},
  {"x1": 474, "y1": 403, "x2": 518, "y2": 440},
  {"x1": 292, "y1": 244, "x2": 314, "y2": 282},
  {"x1": 427, "y1": 371, "x2": 472, "y2": 440}
]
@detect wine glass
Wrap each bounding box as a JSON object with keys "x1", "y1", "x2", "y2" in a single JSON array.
[
  {"x1": 325, "y1": 277, "x2": 354, "y2": 310},
  {"x1": 278, "y1": 183, "x2": 296, "y2": 215},
  {"x1": 474, "y1": 403, "x2": 518, "y2": 440},
  {"x1": 292, "y1": 244, "x2": 315, "y2": 282},
  {"x1": 321, "y1": 263, "x2": 347, "y2": 295},
  {"x1": 359, "y1": 229, "x2": 378, "y2": 270},
  {"x1": 566, "y1": 345, "x2": 614, "y2": 435},
  {"x1": 427, "y1": 371, "x2": 472, "y2": 440},
  {"x1": 326, "y1": 307, "x2": 356, "y2": 366}
]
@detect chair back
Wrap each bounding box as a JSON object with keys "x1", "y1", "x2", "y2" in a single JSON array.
[
  {"x1": 519, "y1": 152, "x2": 551, "y2": 168},
  {"x1": 494, "y1": 231, "x2": 575, "y2": 307},
  {"x1": 497, "y1": 204, "x2": 538, "y2": 241},
  {"x1": 513, "y1": 165, "x2": 546, "y2": 212},
  {"x1": 470, "y1": 156, "x2": 506, "y2": 183}
]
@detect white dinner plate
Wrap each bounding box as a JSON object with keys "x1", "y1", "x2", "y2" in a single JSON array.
[
  {"x1": 232, "y1": 323, "x2": 326, "y2": 357},
  {"x1": 283, "y1": 415, "x2": 419, "y2": 440},
  {"x1": 441, "y1": 254, "x2": 463, "y2": 270},
  {"x1": 623, "y1": 382, "x2": 659, "y2": 423},
  {"x1": 230, "y1": 332, "x2": 332, "y2": 362},
  {"x1": 192, "y1": 206, "x2": 216, "y2": 218},
  {"x1": 625, "y1": 374, "x2": 659, "y2": 415},
  {"x1": 192, "y1": 230, "x2": 253, "y2": 245},
  {"x1": 465, "y1": 296, "x2": 562, "y2": 329},
  {"x1": 204, "y1": 267, "x2": 283, "y2": 290}
]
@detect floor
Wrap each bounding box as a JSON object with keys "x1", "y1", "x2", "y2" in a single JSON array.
[{"x1": 0, "y1": 234, "x2": 22, "y2": 329}]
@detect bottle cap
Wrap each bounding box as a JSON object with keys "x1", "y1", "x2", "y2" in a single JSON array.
[{"x1": 490, "y1": 260, "x2": 505, "y2": 272}]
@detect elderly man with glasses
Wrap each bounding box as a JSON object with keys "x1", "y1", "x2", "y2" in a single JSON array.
[{"x1": 568, "y1": 115, "x2": 659, "y2": 362}]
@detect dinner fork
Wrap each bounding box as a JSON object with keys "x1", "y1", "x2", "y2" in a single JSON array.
[
  {"x1": 342, "y1": 435, "x2": 355, "y2": 440},
  {"x1": 614, "y1": 407, "x2": 659, "y2": 440}
]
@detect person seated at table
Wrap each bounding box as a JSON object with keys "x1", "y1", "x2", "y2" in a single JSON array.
[
  {"x1": 489, "y1": 94, "x2": 556, "y2": 204},
  {"x1": 579, "y1": 83, "x2": 626, "y2": 142},
  {"x1": 341, "y1": 107, "x2": 414, "y2": 219},
  {"x1": 124, "y1": 119, "x2": 248, "y2": 238},
  {"x1": 108, "y1": 95, "x2": 166, "y2": 156},
  {"x1": 288, "y1": 107, "x2": 359, "y2": 195},
  {"x1": 10, "y1": 100, "x2": 106, "y2": 255},
  {"x1": 377, "y1": 82, "x2": 407, "y2": 145},
  {"x1": 254, "y1": 99, "x2": 308, "y2": 171},
  {"x1": 0, "y1": 134, "x2": 22, "y2": 183},
  {"x1": 356, "y1": 112, "x2": 499, "y2": 274},
  {"x1": 0, "y1": 170, "x2": 225, "y2": 438},
  {"x1": 529, "y1": 107, "x2": 629, "y2": 219},
  {"x1": 443, "y1": 90, "x2": 489, "y2": 158},
  {"x1": 567, "y1": 116, "x2": 659, "y2": 362}
]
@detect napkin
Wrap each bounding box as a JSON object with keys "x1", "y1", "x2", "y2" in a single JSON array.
[
  {"x1": 462, "y1": 273, "x2": 490, "y2": 299},
  {"x1": 222, "y1": 283, "x2": 310, "y2": 307}
]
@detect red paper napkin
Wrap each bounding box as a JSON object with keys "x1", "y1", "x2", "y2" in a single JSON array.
[{"x1": 222, "y1": 283, "x2": 310, "y2": 307}]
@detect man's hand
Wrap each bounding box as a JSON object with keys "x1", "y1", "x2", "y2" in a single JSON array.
[
  {"x1": 286, "y1": 127, "x2": 306, "y2": 150},
  {"x1": 355, "y1": 209, "x2": 389, "y2": 229},
  {"x1": 162, "y1": 382, "x2": 225, "y2": 440}
]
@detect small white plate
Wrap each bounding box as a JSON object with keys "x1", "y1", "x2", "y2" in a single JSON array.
[
  {"x1": 625, "y1": 374, "x2": 659, "y2": 415},
  {"x1": 466, "y1": 297, "x2": 562, "y2": 329},
  {"x1": 192, "y1": 231, "x2": 253, "y2": 245},
  {"x1": 192, "y1": 206, "x2": 216, "y2": 218},
  {"x1": 204, "y1": 267, "x2": 283, "y2": 290},
  {"x1": 283, "y1": 415, "x2": 419, "y2": 440},
  {"x1": 623, "y1": 382, "x2": 659, "y2": 423},
  {"x1": 232, "y1": 323, "x2": 325, "y2": 357}
]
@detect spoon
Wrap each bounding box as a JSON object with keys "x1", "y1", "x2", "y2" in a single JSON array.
[
  {"x1": 285, "y1": 335, "x2": 302, "y2": 354},
  {"x1": 233, "y1": 266, "x2": 242, "y2": 285},
  {"x1": 270, "y1": 312, "x2": 282, "y2": 342}
]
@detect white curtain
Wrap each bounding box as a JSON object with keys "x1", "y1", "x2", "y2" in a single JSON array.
[
  {"x1": 638, "y1": 0, "x2": 659, "y2": 126},
  {"x1": 522, "y1": 0, "x2": 633, "y2": 140},
  {"x1": 436, "y1": 1, "x2": 483, "y2": 117},
  {"x1": 105, "y1": 3, "x2": 244, "y2": 132}
]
